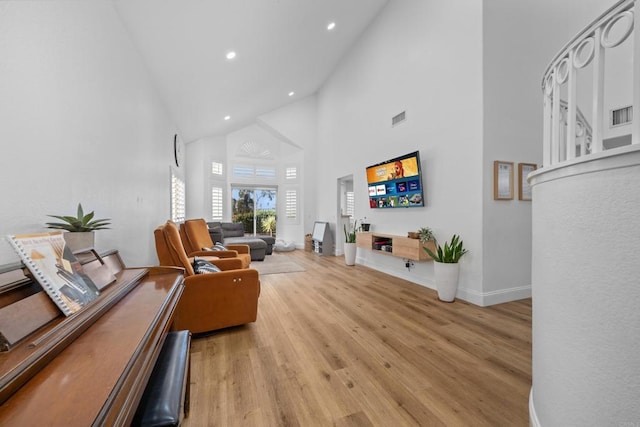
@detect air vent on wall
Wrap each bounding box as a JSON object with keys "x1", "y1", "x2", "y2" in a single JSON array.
[
  {"x1": 392, "y1": 111, "x2": 406, "y2": 127},
  {"x1": 611, "y1": 106, "x2": 632, "y2": 127}
]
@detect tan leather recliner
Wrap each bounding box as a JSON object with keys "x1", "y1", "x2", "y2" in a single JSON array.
[
  {"x1": 180, "y1": 218, "x2": 251, "y2": 269},
  {"x1": 154, "y1": 221, "x2": 260, "y2": 333}
]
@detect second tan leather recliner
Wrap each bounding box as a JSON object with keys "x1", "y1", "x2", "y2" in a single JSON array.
[
  {"x1": 154, "y1": 221, "x2": 260, "y2": 334},
  {"x1": 180, "y1": 218, "x2": 251, "y2": 269}
]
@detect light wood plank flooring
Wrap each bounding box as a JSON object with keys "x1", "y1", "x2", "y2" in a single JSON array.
[{"x1": 183, "y1": 250, "x2": 532, "y2": 426}]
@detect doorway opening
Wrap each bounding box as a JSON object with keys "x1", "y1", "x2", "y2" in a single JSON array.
[{"x1": 336, "y1": 175, "x2": 354, "y2": 256}]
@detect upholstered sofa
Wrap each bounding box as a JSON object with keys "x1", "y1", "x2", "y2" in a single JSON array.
[{"x1": 207, "y1": 222, "x2": 275, "y2": 261}]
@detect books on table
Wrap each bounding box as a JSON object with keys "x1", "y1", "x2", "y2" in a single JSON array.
[{"x1": 7, "y1": 231, "x2": 100, "y2": 316}]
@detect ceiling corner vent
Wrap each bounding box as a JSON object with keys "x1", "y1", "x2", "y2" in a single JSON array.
[
  {"x1": 392, "y1": 111, "x2": 406, "y2": 127},
  {"x1": 611, "y1": 106, "x2": 633, "y2": 127}
]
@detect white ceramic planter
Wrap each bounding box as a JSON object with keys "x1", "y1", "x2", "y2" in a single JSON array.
[
  {"x1": 63, "y1": 231, "x2": 95, "y2": 253},
  {"x1": 433, "y1": 261, "x2": 460, "y2": 302},
  {"x1": 344, "y1": 242, "x2": 357, "y2": 266}
]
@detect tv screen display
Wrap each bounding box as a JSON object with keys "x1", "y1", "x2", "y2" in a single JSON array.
[{"x1": 366, "y1": 151, "x2": 424, "y2": 209}]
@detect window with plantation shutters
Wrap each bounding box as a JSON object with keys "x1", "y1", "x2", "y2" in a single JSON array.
[
  {"x1": 233, "y1": 165, "x2": 254, "y2": 178},
  {"x1": 232, "y1": 164, "x2": 277, "y2": 180},
  {"x1": 211, "y1": 186, "x2": 223, "y2": 221},
  {"x1": 171, "y1": 172, "x2": 185, "y2": 223},
  {"x1": 211, "y1": 161, "x2": 223, "y2": 176},
  {"x1": 346, "y1": 191, "x2": 354, "y2": 217},
  {"x1": 285, "y1": 166, "x2": 297, "y2": 180},
  {"x1": 256, "y1": 167, "x2": 276, "y2": 179},
  {"x1": 285, "y1": 190, "x2": 297, "y2": 220}
]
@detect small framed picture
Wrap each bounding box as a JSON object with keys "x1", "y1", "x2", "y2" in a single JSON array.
[
  {"x1": 518, "y1": 163, "x2": 537, "y2": 201},
  {"x1": 493, "y1": 161, "x2": 514, "y2": 200}
]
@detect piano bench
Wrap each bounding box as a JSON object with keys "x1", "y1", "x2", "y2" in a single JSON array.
[{"x1": 132, "y1": 330, "x2": 192, "y2": 427}]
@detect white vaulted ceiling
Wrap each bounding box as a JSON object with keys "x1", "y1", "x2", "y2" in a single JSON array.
[{"x1": 114, "y1": 0, "x2": 388, "y2": 142}]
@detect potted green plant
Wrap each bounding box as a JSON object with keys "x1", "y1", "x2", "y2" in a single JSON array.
[
  {"x1": 423, "y1": 234, "x2": 468, "y2": 302},
  {"x1": 343, "y1": 219, "x2": 358, "y2": 266},
  {"x1": 416, "y1": 226, "x2": 437, "y2": 259},
  {"x1": 46, "y1": 203, "x2": 111, "y2": 252},
  {"x1": 417, "y1": 227, "x2": 434, "y2": 243},
  {"x1": 261, "y1": 215, "x2": 276, "y2": 236}
]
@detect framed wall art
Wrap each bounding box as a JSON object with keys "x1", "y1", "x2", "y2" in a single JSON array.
[
  {"x1": 518, "y1": 163, "x2": 537, "y2": 201},
  {"x1": 493, "y1": 161, "x2": 514, "y2": 200}
]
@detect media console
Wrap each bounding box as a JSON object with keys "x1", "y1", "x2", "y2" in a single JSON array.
[{"x1": 356, "y1": 232, "x2": 436, "y2": 261}]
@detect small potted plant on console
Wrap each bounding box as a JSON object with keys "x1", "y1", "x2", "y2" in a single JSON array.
[
  {"x1": 417, "y1": 227, "x2": 434, "y2": 243},
  {"x1": 46, "y1": 203, "x2": 111, "y2": 253},
  {"x1": 423, "y1": 234, "x2": 468, "y2": 302}
]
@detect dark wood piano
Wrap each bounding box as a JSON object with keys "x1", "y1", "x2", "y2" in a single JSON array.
[{"x1": 0, "y1": 250, "x2": 184, "y2": 426}]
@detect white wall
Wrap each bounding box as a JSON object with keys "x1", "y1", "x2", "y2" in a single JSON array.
[
  {"x1": 185, "y1": 138, "x2": 205, "y2": 219},
  {"x1": 258, "y1": 96, "x2": 318, "y2": 242},
  {"x1": 186, "y1": 96, "x2": 316, "y2": 246},
  {"x1": 0, "y1": 1, "x2": 177, "y2": 267},
  {"x1": 481, "y1": 0, "x2": 622, "y2": 305},
  {"x1": 185, "y1": 135, "x2": 227, "y2": 221},
  {"x1": 482, "y1": 1, "x2": 550, "y2": 303},
  {"x1": 316, "y1": 0, "x2": 485, "y2": 299}
]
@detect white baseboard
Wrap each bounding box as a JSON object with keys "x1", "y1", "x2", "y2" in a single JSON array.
[
  {"x1": 355, "y1": 257, "x2": 531, "y2": 307},
  {"x1": 477, "y1": 285, "x2": 532, "y2": 306},
  {"x1": 529, "y1": 388, "x2": 541, "y2": 427},
  {"x1": 355, "y1": 257, "x2": 435, "y2": 291}
]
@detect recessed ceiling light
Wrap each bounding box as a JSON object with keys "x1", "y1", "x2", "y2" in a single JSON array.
[
  {"x1": 288, "y1": 91, "x2": 295, "y2": 97},
  {"x1": 224, "y1": 115, "x2": 231, "y2": 121},
  {"x1": 327, "y1": 22, "x2": 336, "y2": 31},
  {"x1": 226, "y1": 51, "x2": 236, "y2": 60}
]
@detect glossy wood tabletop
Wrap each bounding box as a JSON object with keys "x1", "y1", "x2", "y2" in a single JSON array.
[{"x1": 0, "y1": 268, "x2": 183, "y2": 426}]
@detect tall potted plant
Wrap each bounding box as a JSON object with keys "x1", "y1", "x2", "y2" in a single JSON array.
[
  {"x1": 46, "y1": 203, "x2": 111, "y2": 252},
  {"x1": 343, "y1": 219, "x2": 358, "y2": 266},
  {"x1": 423, "y1": 234, "x2": 468, "y2": 302},
  {"x1": 261, "y1": 215, "x2": 276, "y2": 236}
]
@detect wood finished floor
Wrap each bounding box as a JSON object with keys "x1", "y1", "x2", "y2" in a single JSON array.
[{"x1": 183, "y1": 250, "x2": 532, "y2": 427}]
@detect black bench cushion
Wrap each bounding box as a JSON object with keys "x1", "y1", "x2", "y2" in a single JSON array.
[{"x1": 133, "y1": 330, "x2": 191, "y2": 427}]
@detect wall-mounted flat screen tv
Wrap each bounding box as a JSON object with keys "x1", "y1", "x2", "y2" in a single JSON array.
[{"x1": 366, "y1": 151, "x2": 424, "y2": 209}]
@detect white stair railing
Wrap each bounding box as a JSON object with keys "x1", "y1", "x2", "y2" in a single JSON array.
[{"x1": 542, "y1": 0, "x2": 640, "y2": 167}]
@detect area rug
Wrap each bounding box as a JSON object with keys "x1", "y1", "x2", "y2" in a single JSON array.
[{"x1": 251, "y1": 252, "x2": 305, "y2": 275}]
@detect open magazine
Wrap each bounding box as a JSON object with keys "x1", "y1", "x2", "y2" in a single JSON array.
[{"x1": 7, "y1": 231, "x2": 100, "y2": 316}]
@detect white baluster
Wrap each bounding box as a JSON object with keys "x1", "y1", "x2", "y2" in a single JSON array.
[
  {"x1": 552, "y1": 69, "x2": 561, "y2": 164},
  {"x1": 592, "y1": 26, "x2": 605, "y2": 154},
  {"x1": 567, "y1": 51, "x2": 577, "y2": 161},
  {"x1": 543, "y1": 80, "x2": 552, "y2": 167},
  {"x1": 634, "y1": 0, "x2": 640, "y2": 145}
]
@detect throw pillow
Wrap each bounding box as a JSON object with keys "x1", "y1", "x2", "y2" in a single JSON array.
[
  {"x1": 192, "y1": 257, "x2": 221, "y2": 274},
  {"x1": 204, "y1": 243, "x2": 228, "y2": 251}
]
